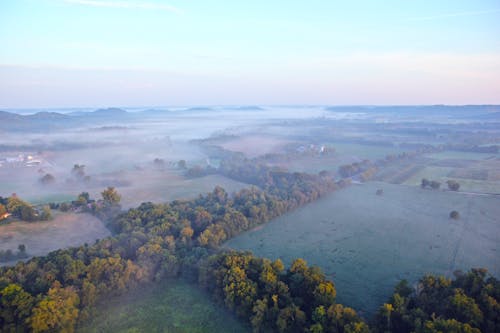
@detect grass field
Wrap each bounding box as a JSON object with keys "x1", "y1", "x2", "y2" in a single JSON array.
[
  {"x1": 225, "y1": 182, "x2": 500, "y2": 316},
  {"x1": 117, "y1": 173, "x2": 251, "y2": 208},
  {"x1": 0, "y1": 212, "x2": 110, "y2": 266},
  {"x1": 404, "y1": 166, "x2": 500, "y2": 193},
  {"x1": 78, "y1": 279, "x2": 250, "y2": 333}
]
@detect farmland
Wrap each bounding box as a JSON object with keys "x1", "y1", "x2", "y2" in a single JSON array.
[{"x1": 225, "y1": 182, "x2": 500, "y2": 315}]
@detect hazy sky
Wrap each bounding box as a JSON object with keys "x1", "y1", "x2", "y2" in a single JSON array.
[{"x1": 1, "y1": 0, "x2": 500, "y2": 108}]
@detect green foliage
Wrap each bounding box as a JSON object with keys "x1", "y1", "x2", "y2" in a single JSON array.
[
  {"x1": 0, "y1": 203, "x2": 7, "y2": 218},
  {"x1": 373, "y1": 269, "x2": 500, "y2": 333},
  {"x1": 101, "y1": 187, "x2": 121, "y2": 207},
  {"x1": 199, "y1": 252, "x2": 365, "y2": 333}
]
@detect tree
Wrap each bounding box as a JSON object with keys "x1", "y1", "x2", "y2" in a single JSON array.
[
  {"x1": 20, "y1": 205, "x2": 36, "y2": 221},
  {"x1": 76, "y1": 192, "x2": 90, "y2": 206},
  {"x1": 17, "y1": 244, "x2": 27, "y2": 258},
  {"x1": 39, "y1": 173, "x2": 55, "y2": 185},
  {"x1": 101, "y1": 187, "x2": 121, "y2": 206},
  {"x1": 0, "y1": 284, "x2": 35, "y2": 331},
  {"x1": 421, "y1": 178, "x2": 430, "y2": 188},
  {"x1": 430, "y1": 181, "x2": 441, "y2": 190},
  {"x1": 29, "y1": 282, "x2": 80, "y2": 333},
  {"x1": 71, "y1": 164, "x2": 85, "y2": 178},
  {"x1": 0, "y1": 203, "x2": 7, "y2": 219},
  {"x1": 178, "y1": 159, "x2": 187, "y2": 169},
  {"x1": 447, "y1": 180, "x2": 460, "y2": 191},
  {"x1": 40, "y1": 206, "x2": 52, "y2": 221}
]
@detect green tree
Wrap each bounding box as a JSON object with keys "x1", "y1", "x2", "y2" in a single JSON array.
[
  {"x1": 0, "y1": 203, "x2": 7, "y2": 219},
  {"x1": 29, "y1": 282, "x2": 80, "y2": 333},
  {"x1": 101, "y1": 187, "x2": 121, "y2": 206},
  {"x1": 0, "y1": 284, "x2": 35, "y2": 331}
]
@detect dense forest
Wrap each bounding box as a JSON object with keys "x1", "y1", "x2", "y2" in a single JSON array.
[{"x1": 0, "y1": 160, "x2": 498, "y2": 332}]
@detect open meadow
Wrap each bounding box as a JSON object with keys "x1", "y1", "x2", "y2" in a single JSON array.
[
  {"x1": 0, "y1": 212, "x2": 110, "y2": 265},
  {"x1": 225, "y1": 182, "x2": 500, "y2": 316},
  {"x1": 78, "y1": 279, "x2": 250, "y2": 333}
]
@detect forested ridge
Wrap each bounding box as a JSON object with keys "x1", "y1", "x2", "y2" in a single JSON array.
[{"x1": 0, "y1": 159, "x2": 498, "y2": 332}]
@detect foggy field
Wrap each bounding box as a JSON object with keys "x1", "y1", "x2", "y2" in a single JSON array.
[
  {"x1": 425, "y1": 151, "x2": 499, "y2": 160},
  {"x1": 78, "y1": 279, "x2": 250, "y2": 333},
  {"x1": 220, "y1": 135, "x2": 292, "y2": 158},
  {"x1": 330, "y1": 142, "x2": 404, "y2": 160},
  {"x1": 225, "y1": 182, "x2": 500, "y2": 315},
  {"x1": 0, "y1": 212, "x2": 110, "y2": 266},
  {"x1": 404, "y1": 165, "x2": 500, "y2": 193},
  {"x1": 118, "y1": 173, "x2": 252, "y2": 208}
]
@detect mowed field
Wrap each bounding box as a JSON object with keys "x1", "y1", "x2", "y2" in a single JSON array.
[
  {"x1": 0, "y1": 212, "x2": 110, "y2": 266},
  {"x1": 225, "y1": 182, "x2": 500, "y2": 315},
  {"x1": 78, "y1": 279, "x2": 250, "y2": 333}
]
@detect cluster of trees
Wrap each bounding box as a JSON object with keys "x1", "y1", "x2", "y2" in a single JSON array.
[
  {"x1": 0, "y1": 245, "x2": 27, "y2": 263},
  {"x1": 421, "y1": 179, "x2": 461, "y2": 191},
  {"x1": 49, "y1": 187, "x2": 121, "y2": 220},
  {"x1": 421, "y1": 179, "x2": 441, "y2": 190},
  {"x1": 373, "y1": 269, "x2": 500, "y2": 333},
  {"x1": 38, "y1": 173, "x2": 55, "y2": 185},
  {"x1": 217, "y1": 158, "x2": 343, "y2": 207},
  {"x1": 71, "y1": 164, "x2": 90, "y2": 183},
  {"x1": 446, "y1": 180, "x2": 460, "y2": 191},
  {"x1": 0, "y1": 195, "x2": 51, "y2": 222},
  {"x1": 338, "y1": 161, "x2": 374, "y2": 179},
  {"x1": 200, "y1": 252, "x2": 368, "y2": 333}
]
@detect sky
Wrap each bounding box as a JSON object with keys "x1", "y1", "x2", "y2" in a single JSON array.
[{"x1": 0, "y1": 0, "x2": 499, "y2": 108}]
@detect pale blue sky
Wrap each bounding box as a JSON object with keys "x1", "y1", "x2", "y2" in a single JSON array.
[{"x1": 1, "y1": 0, "x2": 499, "y2": 108}]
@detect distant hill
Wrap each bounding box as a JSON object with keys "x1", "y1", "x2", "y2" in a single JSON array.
[
  {"x1": 0, "y1": 108, "x2": 130, "y2": 132},
  {"x1": 0, "y1": 110, "x2": 73, "y2": 132},
  {"x1": 92, "y1": 108, "x2": 129, "y2": 116},
  {"x1": 28, "y1": 111, "x2": 70, "y2": 120},
  {"x1": 0, "y1": 111, "x2": 23, "y2": 121},
  {"x1": 184, "y1": 107, "x2": 213, "y2": 112},
  {"x1": 68, "y1": 107, "x2": 129, "y2": 117},
  {"x1": 325, "y1": 105, "x2": 500, "y2": 113},
  {"x1": 140, "y1": 109, "x2": 170, "y2": 117},
  {"x1": 233, "y1": 106, "x2": 264, "y2": 111}
]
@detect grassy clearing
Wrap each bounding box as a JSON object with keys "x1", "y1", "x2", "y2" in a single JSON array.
[
  {"x1": 403, "y1": 166, "x2": 500, "y2": 193},
  {"x1": 78, "y1": 279, "x2": 250, "y2": 333},
  {"x1": 225, "y1": 182, "x2": 500, "y2": 316},
  {"x1": 0, "y1": 212, "x2": 110, "y2": 266}
]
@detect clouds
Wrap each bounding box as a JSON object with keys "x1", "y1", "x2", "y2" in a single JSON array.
[{"x1": 62, "y1": 0, "x2": 181, "y2": 13}]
